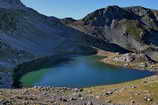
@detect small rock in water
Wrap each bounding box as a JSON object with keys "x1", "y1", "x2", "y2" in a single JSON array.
[{"x1": 33, "y1": 86, "x2": 41, "y2": 89}]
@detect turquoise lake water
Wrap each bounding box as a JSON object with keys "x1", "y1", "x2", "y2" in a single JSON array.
[{"x1": 20, "y1": 56, "x2": 154, "y2": 88}]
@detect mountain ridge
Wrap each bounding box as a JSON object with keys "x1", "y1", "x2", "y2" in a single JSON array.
[
  {"x1": 61, "y1": 5, "x2": 158, "y2": 61},
  {"x1": 0, "y1": 0, "x2": 95, "y2": 69}
]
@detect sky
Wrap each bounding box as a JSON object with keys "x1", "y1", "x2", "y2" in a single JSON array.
[{"x1": 21, "y1": 0, "x2": 158, "y2": 19}]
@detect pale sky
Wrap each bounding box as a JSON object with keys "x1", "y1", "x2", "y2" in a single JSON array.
[{"x1": 21, "y1": 0, "x2": 158, "y2": 19}]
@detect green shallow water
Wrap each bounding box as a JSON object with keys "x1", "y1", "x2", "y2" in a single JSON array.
[{"x1": 20, "y1": 56, "x2": 154, "y2": 88}]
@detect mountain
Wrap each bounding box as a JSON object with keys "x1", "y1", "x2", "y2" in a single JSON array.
[
  {"x1": 61, "y1": 6, "x2": 158, "y2": 61},
  {"x1": 0, "y1": 0, "x2": 95, "y2": 69},
  {"x1": 0, "y1": 0, "x2": 25, "y2": 9},
  {"x1": 1, "y1": 0, "x2": 158, "y2": 70}
]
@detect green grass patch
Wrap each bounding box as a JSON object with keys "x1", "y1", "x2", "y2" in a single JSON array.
[{"x1": 122, "y1": 20, "x2": 144, "y2": 40}]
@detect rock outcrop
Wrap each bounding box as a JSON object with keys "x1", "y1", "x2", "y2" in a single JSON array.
[
  {"x1": 113, "y1": 53, "x2": 153, "y2": 63},
  {"x1": 62, "y1": 6, "x2": 158, "y2": 61}
]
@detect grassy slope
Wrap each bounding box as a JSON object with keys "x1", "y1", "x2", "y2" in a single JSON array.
[
  {"x1": 85, "y1": 51, "x2": 158, "y2": 105},
  {"x1": 85, "y1": 75, "x2": 158, "y2": 105}
]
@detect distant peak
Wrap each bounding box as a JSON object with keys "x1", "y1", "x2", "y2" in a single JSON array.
[
  {"x1": 127, "y1": 6, "x2": 146, "y2": 9},
  {"x1": 62, "y1": 18, "x2": 76, "y2": 21},
  {"x1": 61, "y1": 17, "x2": 76, "y2": 24},
  {"x1": 105, "y1": 5, "x2": 123, "y2": 12},
  {"x1": 106, "y1": 5, "x2": 121, "y2": 9}
]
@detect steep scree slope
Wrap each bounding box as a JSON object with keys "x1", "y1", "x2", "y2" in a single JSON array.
[{"x1": 0, "y1": 0, "x2": 95, "y2": 69}]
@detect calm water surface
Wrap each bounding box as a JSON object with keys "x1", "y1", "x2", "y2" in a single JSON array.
[{"x1": 20, "y1": 56, "x2": 154, "y2": 88}]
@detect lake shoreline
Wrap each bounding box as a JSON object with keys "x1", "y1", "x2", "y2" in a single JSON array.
[
  {"x1": 97, "y1": 49, "x2": 158, "y2": 72},
  {"x1": 19, "y1": 54, "x2": 156, "y2": 88},
  {"x1": 0, "y1": 50, "x2": 96, "y2": 88},
  {"x1": 9, "y1": 51, "x2": 158, "y2": 88},
  {"x1": 13, "y1": 53, "x2": 94, "y2": 88},
  {"x1": 0, "y1": 51, "x2": 158, "y2": 105},
  {"x1": 0, "y1": 48, "x2": 157, "y2": 89},
  {"x1": 0, "y1": 72, "x2": 158, "y2": 105}
]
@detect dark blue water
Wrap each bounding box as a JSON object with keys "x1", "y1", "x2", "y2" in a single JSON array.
[{"x1": 20, "y1": 56, "x2": 154, "y2": 88}]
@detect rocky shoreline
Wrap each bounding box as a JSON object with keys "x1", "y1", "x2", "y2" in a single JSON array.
[
  {"x1": 0, "y1": 50, "x2": 158, "y2": 105},
  {"x1": 0, "y1": 87, "x2": 117, "y2": 105},
  {"x1": 97, "y1": 50, "x2": 158, "y2": 72},
  {"x1": 0, "y1": 75, "x2": 158, "y2": 105},
  {"x1": 0, "y1": 0, "x2": 158, "y2": 104},
  {"x1": 0, "y1": 71, "x2": 13, "y2": 88},
  {"x1": 0, "y1": 49, "x2": 157, "y2": 89}
]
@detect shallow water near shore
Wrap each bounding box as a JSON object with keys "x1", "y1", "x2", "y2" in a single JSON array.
[{"x1": 20, "y1": 56, "x2": 154, "y2": 88}]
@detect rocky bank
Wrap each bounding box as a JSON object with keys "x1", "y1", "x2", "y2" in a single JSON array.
[{"x1": 0, "y1": 87, "x2": 117, "y2": 105}]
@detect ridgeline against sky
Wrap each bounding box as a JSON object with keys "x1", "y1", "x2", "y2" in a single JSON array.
[{"x1": 21, "y1": 0, "x2": 158, "y2": 19}]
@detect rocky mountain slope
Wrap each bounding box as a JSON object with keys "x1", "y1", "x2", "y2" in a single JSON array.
[
  {"x1": 0, "y1": 0, "x2": 95, "y2": 69},
  {"x1": 62, "y1": 6, "x2": 158, "y2": 61}
]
